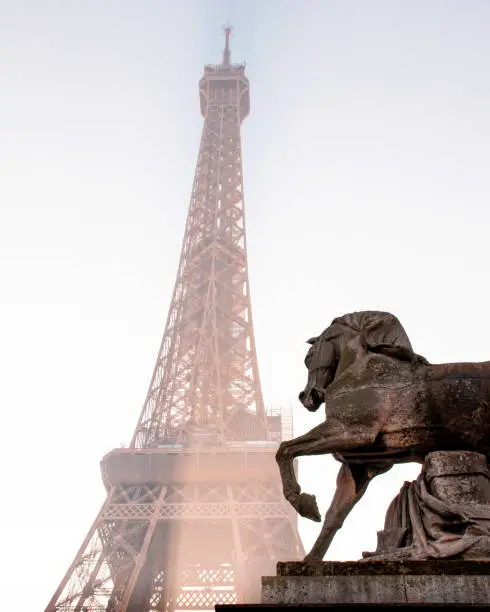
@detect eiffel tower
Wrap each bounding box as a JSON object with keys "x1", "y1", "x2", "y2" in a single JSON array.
[{"x1": 46, "y1": 27, "x2": 303, "y2": 612}]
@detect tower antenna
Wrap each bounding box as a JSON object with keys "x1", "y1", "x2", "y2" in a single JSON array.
[{"x1": 222, "y1": 21, "x2": 233, "y2": 66}]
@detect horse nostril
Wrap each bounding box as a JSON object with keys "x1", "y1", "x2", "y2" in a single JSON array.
[{"x1": 299, "y1": 391, "x2": 305, "y2": 402}]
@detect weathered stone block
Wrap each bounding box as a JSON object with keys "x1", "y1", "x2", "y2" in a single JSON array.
[{"x1": 260, "y1": 560, "x2": 490, "y2": 605}]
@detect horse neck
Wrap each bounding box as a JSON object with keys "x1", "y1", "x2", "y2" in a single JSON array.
[{"x1": 335, "y1": 334, "x2": 369, "y2": 375}]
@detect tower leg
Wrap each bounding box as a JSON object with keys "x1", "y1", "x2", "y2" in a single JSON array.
[
  {"x1": 46, "y1": 487, "x2": 116, "y2": 611},
  {"x1": 120, "y1": 486, "x2": 167, "y2": 609}
]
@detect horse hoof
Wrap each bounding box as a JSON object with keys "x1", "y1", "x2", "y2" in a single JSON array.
[{"x1": 297, "y1": 493, "x2": 321, "y2": 522}]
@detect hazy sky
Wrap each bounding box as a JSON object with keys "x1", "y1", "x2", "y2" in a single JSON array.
[{"x1": 1, "y1": 1, "x2": 490, "y2": 609}]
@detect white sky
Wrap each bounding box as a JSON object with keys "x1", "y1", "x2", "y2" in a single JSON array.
[{"x1": 1, "y1": 1, "x2": 490, "y2": 609}]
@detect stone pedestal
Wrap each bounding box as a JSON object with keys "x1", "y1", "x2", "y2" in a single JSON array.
[{"x1": 259, "y1": 560, "x2": 490, "y2": 606}]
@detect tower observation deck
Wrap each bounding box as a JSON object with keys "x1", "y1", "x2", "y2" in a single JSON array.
[{"x1": 46, "y1": 27, "x2": 303, "y2": 612}]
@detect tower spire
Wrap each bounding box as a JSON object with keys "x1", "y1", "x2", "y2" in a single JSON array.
[{"x1": 222, "y1": 22, "x2": 232, "y2": 66}]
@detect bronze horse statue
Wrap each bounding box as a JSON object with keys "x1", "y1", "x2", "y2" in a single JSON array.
[{"x1": 276, "y1": 311, "x2": 490, "y2": 562}]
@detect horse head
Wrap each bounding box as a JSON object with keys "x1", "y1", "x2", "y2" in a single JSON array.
[
  {"x1": 298, "y1": 334, "x2": 338, "y2": 411},
  {"x1": 299, "y1": 311, "x2": 427, "y2": 412}
]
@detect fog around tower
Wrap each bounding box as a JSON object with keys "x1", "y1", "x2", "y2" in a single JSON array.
[{"x1": 1, "y1": 1, "x2": 490, "y2": 610}]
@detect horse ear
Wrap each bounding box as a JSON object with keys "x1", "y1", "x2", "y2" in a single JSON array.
[{"x1": 306, "y1": 337, "x2": 318, "y2": 345}]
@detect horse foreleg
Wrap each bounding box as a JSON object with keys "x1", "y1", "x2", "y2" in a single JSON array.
[
  {"x1": 304, "y1": 463, "x2": 391, "y2": 563},
  {"x1": 275, "y1": 419, "x2": 378, "y2": 523}
]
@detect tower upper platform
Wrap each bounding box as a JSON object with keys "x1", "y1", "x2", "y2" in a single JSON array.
[{"x1": 199, "y1": 25, "x2": 250, "y2": 121}]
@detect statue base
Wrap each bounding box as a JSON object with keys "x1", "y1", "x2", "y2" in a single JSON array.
[{"x1": 258, "y1": 560, "x2": 490, "y2": 606}]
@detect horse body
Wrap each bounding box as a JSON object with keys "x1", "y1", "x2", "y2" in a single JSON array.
[
  {"x1": 276, "y1": 311, "x2": 490, "y2": 562},
  {"x1": 423, "y1": 361, "x2": 490, "y2": 454},
  {"x1": 334, "y1": 360, "x2": 490, "y2": 465}
]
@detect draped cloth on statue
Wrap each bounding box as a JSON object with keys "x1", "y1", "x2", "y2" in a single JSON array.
[
  {"x1": 380, "y1": 475, "x2": 490, "y2": 559},
  {"x1": 364, "y1": 452, "x2": 490, "y2": 561}
]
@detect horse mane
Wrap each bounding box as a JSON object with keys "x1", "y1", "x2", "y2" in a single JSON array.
[{"x1": 331, "y1": 311, "x2": 429, "y2": 365}]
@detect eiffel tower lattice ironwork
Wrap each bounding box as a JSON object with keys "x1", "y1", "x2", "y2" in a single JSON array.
[{"x1": 46, "y1": 26, "x2": 304, "y2": 612}]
